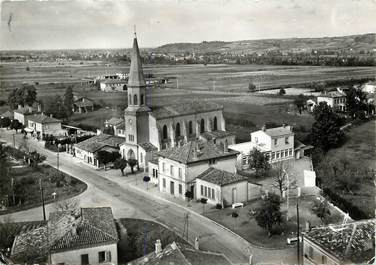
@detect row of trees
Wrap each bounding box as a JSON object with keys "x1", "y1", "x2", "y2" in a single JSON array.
[
  {"x1": 8, "y1": 85, "x2": 37, "y2": 109},
  {"x1": 0, "y1": 117, "x2": 23, "y2": 132}
]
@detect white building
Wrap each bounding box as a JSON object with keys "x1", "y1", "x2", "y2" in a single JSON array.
[
  {"x1": 316, "y1": 89, "x2": 347, "y2": 112},
  {"x1": 26, "y1": 113, "x2": 64, "y2": 137},
  {"x1": 99, "y1": 79, "x2": 127, "y2": 92},
  {"x1": 151, "y1": 140, "x2": 239, "y2": 201},
  {"x1": 360, "y1": 81, "x2": 376, "y2": 94}
]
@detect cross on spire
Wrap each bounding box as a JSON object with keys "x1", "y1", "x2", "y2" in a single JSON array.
[{"x1": 133, "y1": 25, "x2": 137, "y2": 38}]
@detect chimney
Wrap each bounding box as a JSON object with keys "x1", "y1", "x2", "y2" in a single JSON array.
[
  {"x1": 37, "y1": 104, "x2": 41, "y2": 113},
  {"x1": 262, "y1": 125, "x2": 266, "y2": 131},
  {"x1": 223, "y1": 140, "x2": 228, "y2": 153},
  {"x1": 50, "y1": 114, "x2": 53, "y2": 118},
  {"x1": 194, "y1": 237, "x2": 199, "y2": 250},
  {"x1": 70, "y1": 223, "x2": 77, "y2": 236},
  {"x1": 155, "y1": 239, "x2": 162, "y2": 255},
  {"x1": 17, "y1": 104, "x2": 22, "y2": 110},
  {"x1": 28, "y1": 106, "x2": 33, "y2": 113}
]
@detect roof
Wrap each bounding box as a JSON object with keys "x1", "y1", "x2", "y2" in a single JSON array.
[
  {"x1": 304, "y1": 218, "x2": 376, "y2": 263},
  {"x1": 152, "y1": 101, "x2": 223, "y2": 120},
  {"x1": 28, "y1": 113, "x2": 61, "y2": 124},
  {"x1": 74, "y1": 134, "x2": 124, "y2": 153},
  {"x1": 261, "y1": 125, "x2": 294, "y2": 137},
  {"x1": 50, "y1": 207, "x2": 118, "y2": 253},
  {"x1": 100, "y1": 79, "x2": 127, "y2": 85},
  {"x1": 318, "y1": 91, "x2": 346, "y2": 98},
  {"x1": 139, "y1": 142, "x2": 158, "y2": 152},
  {"x1": 200, "y1": 130, "x2": 234, "y2": 141},
  {"x1": 106, "y1": 117, "x2": 124, "y2": 126},
  {"x1": 74, "y1": 98, "x2": 94, "y2": 108},
  {"x1": 131, "y1": 241, "x2": 232, "y2": 265},
  {"x1": 128, "y1": 37, "x2": 146, "y2": 87},
  {"x1": 156, "y1": 140, "x2": 238, "y2": 165},
  {"x1": 0, "y1": 110, "x2": 13, "y2": 119},
  {"x1": 116, "y1": 121, "x2": 125, "y2": 130},
  {"x1": 196, "y1": 167, "x2": 248, "y2": 186}
]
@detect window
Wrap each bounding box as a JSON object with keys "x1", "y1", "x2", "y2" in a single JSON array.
[
  {"x1": 141, "y1": 94, "x2": 144, "y2": 105},
  {"x1": 201, "y1": 185, "x2": 203, "y2": 195},
  {"x1": 209, "y1": 158, "x2": 216, "y2": 165},
  {"x1": 271, "y1": 152, "x2": 275, "y2": 159},
  {"x1": 175, "y1": 123, "x2": 181, "y2": 138},
  {"x1": 98, "y1": 251, "x2": 106, "y2": 263},
  {"x1": 308, "y1": 246, "x2": 314, "y2": 258},
  {"x1": 170, "y1": 165, "x2": 174, "y2": 176},
  {"x1": 285, "y1": 137, "x2": 289, "y2": 144},
  {"x1": 163, "y1": 125, "x2": 168, "y2": 140},
  {"x1": 162, "y1": 163, "x2": 166, "y2": 172},
  {"x1": 212, "y1": 188, "x2": 215, "y2": 199},
  {"x1": 200, "y1": 119, "x2": 205, "y2": 133},
  {"x1": 281, "y1": 151, "x2": 285, "y2": 158},
  {"x1": 274, "y1": 138, "x2": 277, "y2": 145},
  {"x1": 188, "y1": 121, "x2": 193, "y2": 134},
  {"x1": 163, "y1": 178, "x2": 166, "y2": 188},
  {"x1": 213, "y1": 116, "x2": 218, "y2": 130},
  {"x1": 289, "y1": 148, "x2": 292, "y2": 156},
  {"x1": 140, "y1": 154, "x2": 143, "y2": 163},
  {"x1": 134, "y1": 94, "x2": 138, "y2": 105},
  {"x1": 254, "y1": 137, "x2": 258, "y2": 143},
  {"x1": 276, "y1": 152, "x2": 280, "y2": 159},
  {"x1": 129, "y1": 95, "x2": 132, "y2": 105},
  {"x1": 204, "y1": 186, "x2": 207, "y2": 197},
  {"x1": 208, "y1": 188, "x2": 211, "y2": 198},
  {"x1": 178, "y1": 168, "x2": 182, "y2": 179},
  {"x1": 81, "y1": 254, "x2": 89, "y2": 265},
  {"x1": 128, "y1": 134, "x2": 134, "y2": 142},
  {"x1": 179, "y1": 184, "x2": 182, "y2": 195},
  {"x1": 321, "y1": 255, "x2": 327, "y2": 264},
  {"x1": 153, "y1": 169, "x2": 156, "y2": 177}
]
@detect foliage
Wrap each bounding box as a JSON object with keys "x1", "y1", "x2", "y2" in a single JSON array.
[
  {"x1": 271, "y1": 162, "x2": 296, "y2": 198},
  {"x1": 345, "y1": 86, "x2": 369, "y2": 119},
  {"x1": 216, "y1": 203, "x2": 222, "y2": 210},
  {"x1": 200, "y1": 198, "x2": 208, "y2": 214},
  {"x1": 312, "y1": 199, "x2": 331, "y2": 224},
  {"x1": 7, "y1": 85, "x2": 37, "y2": 109},
  {"x1": 310, "y1": 102, "x2": 345, "y2": 151},
  {"x1": 128, "y1": 158, "x2": 138, "y2": 173},
  {"x1": 54, "y1": 198, "x2": 79, "y2": 214},
  {"x1": 96, "y1": 150, "x2": 121, "y2": 170},
  {"x1": 294, "y1": 94, "x2": 306, "y2": 114},
  {"x1": 103, "y1": 126, "x2": 115, "y2": 135},
  {"x1": 63, "y1": 86, "x2": 74, "y2": 118},
  {"x1": 249, "y1": 148, "x2": 270, "y2": 176},
  {"x1": 0, "y1": 117, "x2": 11, "y2": 128},
  {"x1": 0, "y1": 144, "x2": 11, "y2": 200},
  {"x1": 42, "y1": 95, "x2": 68, "y2": 120},
  {"x1": 248, "y1": 82, "x2": 256, "y2": 92},
  {"x1": 255, "y1": 193, "x2": 283, "y2": 236},
  {"x1": 114, "y1": 158, "x2": 127, "y2": 176},
  {"x1": 10, "y1": 119, "x2": 23, "y2": 132},
  {"x1": 27, "y1": 151, "x2": 46, "y2": 168},
  {"x1": 278, "y1": 88, "x2": 286, "y2": 95}
]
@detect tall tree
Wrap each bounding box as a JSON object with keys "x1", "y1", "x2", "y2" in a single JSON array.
[
  {"x1": 127, "y1": 158, "x2": 138, "y2": 173},
  {"x1": 114, "y1": 158, "x2": 127, "y2": 176},
  {"x1": 0, "y1": 117, "x2": 11, "y2": 128},
  {"x1": 0, "y1": 144, "x2": 11, "y2": 201},
  {"x1": 312, "y1": 199, "x2": 331, "y2": 224},
  {"x1": 249, "y1": 148, "x2": 270, "y2": 176},
  {"x1": 310, "y1": 102, "x2": 344, "y2": 151},
  {"x1": 255, "y1": 193, "x2": 283, "y2": 237},
  {"x1": 294, "y1": 94, "x2": 306, "y2": 114},
  {"x1": 10, "y1": 119, "x2": 23, "y2": 133},
  {"x1": 96, "y1": 150, "x2": 120, "y2": 171},
  {"x1": 248, "y1": 81, "x2": 256, "y2": 92},
  {"x1": 271, "y1": 162, "x2": 296, "y2": 198},
  {"x1": 345, "y1": 86, "x2": 368, "y2": 119},
  {"x1": 63, "y1": 86, "x2": 74, "y2": 118},
  {"x1": 7, "y1": 86, "x2": 37, "y2": 109}
]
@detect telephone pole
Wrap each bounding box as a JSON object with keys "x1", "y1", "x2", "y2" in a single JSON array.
[
  {"x1": 39, "y1": 179, "x2": 46, "y2": 221},
  {"x1": 297, "y1": 202, "x2": 300, "y2": 265}
]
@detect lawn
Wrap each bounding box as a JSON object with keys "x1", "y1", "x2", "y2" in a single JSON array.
[{"x1": 116, "y1": 218, "x2": 187, "y2": 263}]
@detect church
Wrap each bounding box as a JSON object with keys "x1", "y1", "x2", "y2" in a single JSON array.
[{"x1": 118, "y1": 35, "x2": 235, "y2": 169}]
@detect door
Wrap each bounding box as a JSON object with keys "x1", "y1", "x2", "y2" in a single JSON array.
[
  {"x1": 190, "y1": 185, "x2": 194, "y2": 199},
  {"x1": 170, "y1": 181, "x2": 174, "y2": 195},
  {"x1": 232, "y1": 188, "x2": 237, "y2": 204}
]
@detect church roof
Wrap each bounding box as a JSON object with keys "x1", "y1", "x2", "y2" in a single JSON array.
[
  {"x1": 152, "y1": 101, "x2": 223, "y2": 120},
  {"x1": 128, "y1": 37, "x2": 146, "y2": 87}
]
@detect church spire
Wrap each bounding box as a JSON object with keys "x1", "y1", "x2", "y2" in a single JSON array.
[{"x1": 128, "y1": 33, "x2": 146, "y2": 87}]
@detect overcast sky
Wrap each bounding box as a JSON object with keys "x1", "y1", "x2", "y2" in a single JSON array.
[{"x1": 0, "y1": 0, "x2": 375, "y2": 50}]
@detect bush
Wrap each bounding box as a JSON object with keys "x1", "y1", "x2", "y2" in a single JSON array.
[{"x1": 216, "y1": 203, "x2": 223, "y2": 210}]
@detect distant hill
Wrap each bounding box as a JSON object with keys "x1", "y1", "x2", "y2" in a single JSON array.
[{"x1": 155, "y1": 33, "x2": 376, "y2": 54}]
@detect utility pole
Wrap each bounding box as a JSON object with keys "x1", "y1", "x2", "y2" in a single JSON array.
[
  {"x1": 297, "y1": 202, "x2": 300, "y2": 265},
  {"x1": 39, "y1": 179, "x2": 46, "y2": 221},
  {"x1": 284, "y1": 169, "x2": 290, "y2": 221},
  {"x1": 12, "y1": 134, "x2": 15, "y2": 148}
]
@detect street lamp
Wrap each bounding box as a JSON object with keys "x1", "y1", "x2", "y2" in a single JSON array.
[{"x1": 57, "y1": 143, "x2": 62, "y2": 170}]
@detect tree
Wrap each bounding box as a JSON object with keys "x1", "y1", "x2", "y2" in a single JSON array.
[
  {"x1": 294, "y1": 94, "x2": 306, "y2": 114},
  {"x1": 103, "y1": 126, "x2": 115, "y2": 135},
  {"x1": 279, "y1": 88, "x2": 286, "y2": 95},
  {"x1": 54, "y1": 198, "x2": 79, "y2": 215},
  {"x1": 0, "y1": 144, "x2": 11, "y2": 202},
  {"x1": 249, "y1": 148, "x2": 270, "y2": 176},
  {"x1": 231, "y1": 211, "x2": 239, "y2": 230},
  {"x1": 114, "y1": 158, "x2": 127, "y2": 176},
  {"x1": 0, "y1": 117, "x2": 11, "y2": 128},
  {"x1": 128, "y1": 158, "x2": 138, "y2": 174},
  {"x1": 27, "y1": 151, "x2": 46, "y2": 168},
  {"x1": 345, "y1": 86, "x2": 368, "y2": 119},
  {"x1": 185, "y1": 190, "x2": 193, "y2": 206},
  {"x1": 96, "y1": 150, "x2": 120, "y2": 171},
  {"x1": 143, "y1": 176, "x2": 151, "y2": 190},
  {"x1": 312, "y1": 199, "x2": 331, "y2": 224},
  {"x1": 43, "y1": 95, "x2": 67, "y2": 120},
  {"x1": 200, "y1": 198, "x2": 208, "y2": 214},
  {"x1": 7, "y1": 86, "x2": 37, "y2": 109},
  {"x1": 271, "y1": 162, "x2": 296, "y2": 198},
  {"x1": 63, "y1": 86, "x2": 74, "y2": 118},
  {"x1": 255, "y1": 193, "x2": 283, "y2": 237},
  {"x1": 310, "y1": 102, "x2": 344, "y2": 151},
  {"x1": 248, "y1": 82, "x2": 256, "y2": 92},
  {"x1": 10, "y1": 119, "x2": 23, "y2": 133}
]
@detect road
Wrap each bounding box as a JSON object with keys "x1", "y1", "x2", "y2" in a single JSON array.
[{"x1": 0, "y1": 129, "x2": 296, "y2": 264}]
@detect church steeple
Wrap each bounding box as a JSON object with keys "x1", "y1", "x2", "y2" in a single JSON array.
[{"x1": 128, "y1": 35, "x2": 146, "y2": 88}]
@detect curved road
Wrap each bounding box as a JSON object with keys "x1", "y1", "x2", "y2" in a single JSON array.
[{"x1": 0, "y1": 130, "x2": 296, "y2": 265}]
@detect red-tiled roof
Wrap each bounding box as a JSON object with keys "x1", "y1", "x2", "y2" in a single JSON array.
[
  {"x1": 200, "y1": 130, "x2": 234, "y2": 141},
  {"x1": 196, "y1": 167, "x2": 247, "y2": 186},
  {"x1": 74, "y1": 134, "x2": 124, "y2": 153},
  {"x1": 28, "y1": 113, "x2": 61, "y2": 124}
]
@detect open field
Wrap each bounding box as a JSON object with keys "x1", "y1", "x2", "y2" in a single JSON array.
[{"x1": 1, "y1": 62, "x2": 375, "y2": 99}]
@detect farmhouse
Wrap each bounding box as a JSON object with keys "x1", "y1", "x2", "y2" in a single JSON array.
[
  {"x1": 152, "y1": 140, "x2": 238, "y2": 201},
  {"x1": 119, "y1": 35, "x2": 235, "y2": 170},
  {"x1": 303, "y1": 218, "x2": 375, "y2": 265},
  {"x1": 74, "y1": 134, "x2": 124, "y2": 167},
  {"x1": 316, "y1": 89, "x2": 347, "y2": 112},
  {"x1": 99, "y1": 79, "x2": 127, "y2": 92},
  {"x1": 73, "y1": 97, "x2": 94, "y2": 113},
  {"x1": 13, "y1": 103, "x2": 41, "y2": 125},
  {"x1": 360, "y1": 81, "x2": 376, "y2": 94},
  {"x1": 26, "y1": 113, "x2": 64, "y2": 137},
  {"x1": 11, "y1": 207, "x2": 119, "y2": 265}
]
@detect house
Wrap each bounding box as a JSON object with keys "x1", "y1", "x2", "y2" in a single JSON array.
[
  {"x1": 316, "y1": 89, "x2": 347, "y2": 112},
  {"x1": 230, "y1": 125, "x2": 301, "y2": 169},
  {"x1": 26, "y1": 113, "x2": 64, "y2": 137},
  {"x1": 152, "y1": 140, "x2": 239, "y2": 201},
  {"x1": 105, "y1": 117, "x2": 124, "y2": 128},
  {"x1": 360, "y1": 81, "x2": 376, "y2": 94},
  {"x1": 130, "y1": 240, "x2": 233, "y2": 265},
  {"x1": 306, "y1": 99, "x2": 317, "y2": 112},
  {"x1": 99, "y1": 79, "x2": 127, "y2": 92},
  {"x1": 13, "y1": 103, "x2": 41, "y2": 125},
  {"x1": 11, "y1": 207, "x2": 119, "y2": 265},
  {"x1": 196, "y1": 167, "x2": 260, "y2": 206},
  {"x1": 0, "y1": 110, "x2": 13, "y2": 120},
  {"x1": 303, "y1": 218, "x2": 375, "y2": 265},
  {"x1": 73, "y1": 97, "x2": 94, "y2": 113},
  {"x1": 73, "y1": 134, "x2": 124, "y2": 167}
]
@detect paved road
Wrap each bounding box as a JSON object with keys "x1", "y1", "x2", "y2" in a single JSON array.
[{"x1": 0, "y1": 129, "x2": 296, "y2": 264}]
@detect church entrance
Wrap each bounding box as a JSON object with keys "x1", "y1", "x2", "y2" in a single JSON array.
[{"x1": 127, "y1": 149, "x2": 136, "y2": 160}]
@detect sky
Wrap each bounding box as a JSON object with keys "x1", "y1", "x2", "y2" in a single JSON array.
[{"x1": 0, "y1": 0, "x2": 375, "y2": 50}]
